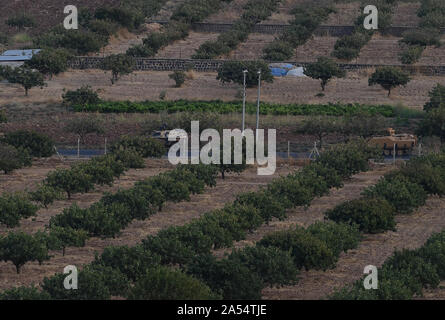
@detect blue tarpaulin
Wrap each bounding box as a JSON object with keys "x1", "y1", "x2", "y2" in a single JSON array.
[{"x1": 269, "y1": 63, "x2": 297, "y2": 77}]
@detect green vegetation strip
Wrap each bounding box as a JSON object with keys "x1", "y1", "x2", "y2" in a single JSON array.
[
  {"x1": 332, "y1": 0, "x2": 396, "y2": 61},
  {"x1": 73, "y1": 100, "x2": 396, "y2": 117},
  {"x1": 399, "y1": 0, "x2": 445, "y2": 65},
  {"x1": 263, "y1": 5, "x2": 334, "y2": 61},
  {"x1": 0, "y1": 136, "x2": 165, "y2": 228},
  {"x1": 126, "y1": 0, "x2": 234, "y2": 57},
  {"x1": 193, "y1": 0, "x2": 282, "y2": 59},
  {"x1": 330, "y1": 229, "x2": 445, "y2": 300}
]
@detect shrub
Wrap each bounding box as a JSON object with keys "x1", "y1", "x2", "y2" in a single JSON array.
[
  {"x1": 0, "y1": 109, "x2": 6, "y2": 123},
  {"x1": 42, "y1": 265, "x2": 128, "y2": 300},
  {"x1": 126, "y1": 44, "x2": 154, "y2": 57},
  {"x1": 362, "y1": 176, "x2": 428, "y2": 214},
  {"x1": 258, "y1": 226, "x2": 336, "y2": 271},
  {"x1": 143, "y1": 224, "x2": 214, "y2": 265},
  {"x1": 424, "y1": 83, "x2": 445, "y2": 112},
  {"x1": 101, "y1": 54, "x2": 135, "y2": 84},
  {"x1": 127, "y1": 266, "x2": 218, "y2": 300},
  {"x1": 235, "y1": 191, "x2": 287, "y2": 223},
  {"x1": 380, "y1": 250, "x2": 440, "y2": 297},
  {"x1": 400, "y1": 29, "x2": 441, "y2": 47},
  {"x1": 307, "y1": 221, "x2": 361, "y2": 257},
  {"x1": 0, "y1": 144, "x2": 32, "y2": 174},
  {"x1": 0, "y1": 286, "x2": 50, "y2": 300},
  {"x1": 191, "y1": 205, "x2": 261, "y2": 250},
  {"x1": 332, "y1": 32, "x2": 371, "y2": 61},
  {"x1": 64, "y1": 116, "x2": 104, "y2": 143},
  {"x1": 62, "y1": 86, "x2": 101, "y2": 107},
  {"x1": 400, "y1": 45, "x2": 424, "y2": 65},
  {"x1": 169, "y1": 71, "x2": 186, "y2": 87},
  {"x1": 2, "y1": 130, "x2": 54, "y2": 158},
  {"x1": 29, "y1": 184, "x2": 63, "y2": 209},
  {"x1": 94, "y1": 7, "x2": 144, "y2": 30},
  {"x1": 0, "y1": 32, "x2": 8, "y2": 45},
  {"x1": 228, "y1": 246, "x2": 299, "y2": 287},
  {"x1": 145, "y1": 174, "x2": 191, "y2": 203},
  {"x1": 386, "y1": 160, "x2": 445, "y2": 195},
  {"x1": 0, "y1": 232, "x2": 47, "y2": 273},
  {"x1": 186, "y1": 254, "x2": 263, "y2": 299},
  {"x1": 419, "y1": 230, "x2": 445, "y2": 278},
  {"x1": 111, "y1": 148, "x2": 145, "y2": 169},
  {"x1": 317, "y1": 140, "x2": 379, "y2": 178},
  {"x1": 49, "y1": 202, "x2": 130, "y2": 238},
  {"x1": 100, "y1": 187, "x2": 157, "y2": 221},
  {"x1": 93, "y1": 245, "x2": 161, "y2": 281},
  {"x1": 25, "y1": 49, "x2": 71, "y2": 78},
  {"x1": 266, "y1": 176, "x2": 314, "y2": 208},
  {"x1": 217, "y1": 60, "x2": 274, "y2": 87},
  {"x1": 110, "y1": 136, "x2": 165, "y2": 158},
  {"x1": 165, "y1": 168, "x2": 206, "y2": 194},
  {"x1": 47, "y1": 226, "x2": 88, "y2": 256},
  {"x1": 177, "y1": 164, "x2": 219, "y2": 187},
  {"x1": 6, "y1": 14, "x2": 35, "y2": 28},
  {"x1": 87, "y1": 19, "x2": 119, "y2": 37},
  {"x1": 325, "y1": 198, "x2": 396, "y2": 234},
  {"x1": 73, "y1": 160, "x2": 115, "y2": 186},
  {"x1": 301, "y1": 162, "x2": 343, "y2": 189},
  {"x1": 0, "y1": 193, "x2": 38, "y2": 228},
  {"x1": 263, "y1": 40, "x2": 294, "y2": 61},
  {"x1": 45, "y1": 168, "x2": 94, "y2": 199}
]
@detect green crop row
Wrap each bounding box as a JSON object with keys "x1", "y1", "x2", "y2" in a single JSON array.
[
  {"x1": 399, "y1": 0, "x2": 445, "y2": 64},
  {"x1": 126, "y1": 0, "x2": 233, "y2": 57},
  {"x1": 73, "y1": 100, "x2": 396, "y2": 117},
  {"x1": 263, "y1": 5, "x2": 335, "y2": 61},
  {"x1": 0, "y1": 140, "x2": 382, "y2": 300},
  {"x1": 193, "y1": 0, "x2": 282, "y2": 59},
  {"x1": 330, "y1": 228, "x2": 445, "y2": 300},
  {"x1": 332, "y1": 0, "x2": 397, "y2": 61}
]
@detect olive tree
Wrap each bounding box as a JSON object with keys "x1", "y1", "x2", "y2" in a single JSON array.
[
  {"x1": 369, "y1": 66, "x2": 410, "y2": 97},
  {"x1": 101, "y1": 54, "x2": 135, "y2": 84},
  {"x1": 304, "y1": 57, "x2": 346, "y2": 91}
]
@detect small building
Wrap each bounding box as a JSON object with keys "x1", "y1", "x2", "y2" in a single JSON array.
[{"x1": 0, "y1": 49, "x2": 41, "y2": 67}]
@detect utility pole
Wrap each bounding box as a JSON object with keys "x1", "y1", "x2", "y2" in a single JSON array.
[
  {"x1": 256, "y1": 70, "x2": 262, "y2": 131},
  {"x1": 242, "y1": 69, "x2": 248, "y2": 133}
]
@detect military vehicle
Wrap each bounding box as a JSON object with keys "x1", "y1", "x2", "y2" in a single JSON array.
[
  {"x1": 369, "y1": 128, "x2": 417, "y2": 156},
  {"x1": 151, "y1": 129, "x2": 188, "y2": 147}
]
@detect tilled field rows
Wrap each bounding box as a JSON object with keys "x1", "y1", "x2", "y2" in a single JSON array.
[{"x1": 0, "y1": 164, "x2": 294, "y2": 291}]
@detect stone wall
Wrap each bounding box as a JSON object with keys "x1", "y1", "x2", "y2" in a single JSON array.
[
  {"x1": 68, "y1": 57, "x2": 445, "y2": 76},
  {"x1": 150, "y1": 20, "x2": 445, "y2": 37}
]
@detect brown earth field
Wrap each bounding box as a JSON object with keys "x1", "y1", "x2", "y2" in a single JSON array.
[
  {"x1": 0, "y1": 160, "x2": 297, "y2": 291},
  {"x1": 0, "y1": 69, "x2": 442, "y2": 109}
]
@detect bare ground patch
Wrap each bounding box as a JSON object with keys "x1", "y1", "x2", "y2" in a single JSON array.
[{"x1": 1, "y1": 70, "x2": 443, "y2": 109}]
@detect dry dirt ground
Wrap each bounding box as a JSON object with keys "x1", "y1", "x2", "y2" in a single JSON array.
[
  {"x1": 1, "y1": 69, "x2": 442, "y2": 109},
  {"x1": 0, "y1": 161, "x2": 296, "y2": 291}
]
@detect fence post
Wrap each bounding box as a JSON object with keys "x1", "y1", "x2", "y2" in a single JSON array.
[
  {"x1": 393, "y1": 144, "x2": 396, "y2": 165},
  {"x1": 104, "y1": 137, "x2": 107, "y2": 155},
  {"x1": 77, "y1": 137, "x2": 80, "y2": 159},
  {"x1": 288, "y1": 141, "x2": 290, "y2": 160}
]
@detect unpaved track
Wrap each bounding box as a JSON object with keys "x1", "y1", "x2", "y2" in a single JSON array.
[{"x1": 0, "y1": 165, "x2": 295, "y2": 291}]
